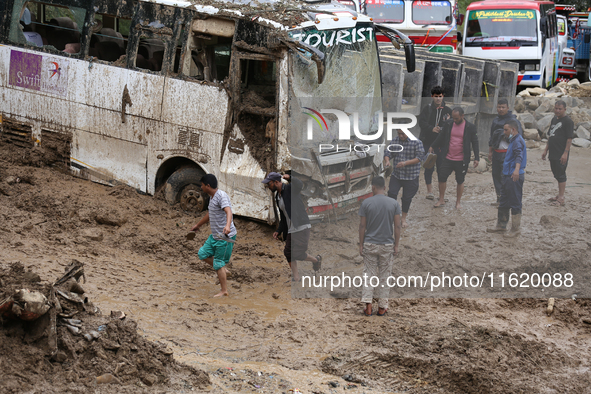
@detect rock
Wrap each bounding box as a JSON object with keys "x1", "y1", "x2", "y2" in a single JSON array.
[
  {"x1": 575, "y1": 125, "x2": 590, "y2": 140},
  {"x1": 24, "y1": 271, "x2": 41, "y2": 282},
  {"x1": 576, "y1": 121, "x2": 591, "y2": 131},
  {"x1": 534, "y1": 99, "x2": 555, "y2": 117},
  {"x1": 354, "y1": 255, "x2": 363, "y2": 264},
  {"x1": 80, "y1": 228, "x2": 103, "y2": 242},
  {"x1": 523, "y1": 129, "x2": 541, "y2": 141},
  {"x1": 536, "y1": 114, "x2": 555, "y2": 137},
  {"x1": 556, "y1": 81, "x2": 568, "y2": 88},
  {"x1": 469, "y1": 159, "x2": 487, "y2": 173},
  {"x1": 549, "y1": 85, "x2": 567, "y2": 94},
  {"x1": 54, "y1": 351, "x2": 68, "y2": 363},
  {"x1": 540, "y1": 215, "x2": 561, "y2": 227},
  {"x1": 580, "y1": 82, "x2": 591, "y2": 91},
  {"x1": 517, "y1": 89, "x2": 531, "y2": 97},
  {"x1": 572, "y1": 138, "x2": 591, "y2": 148},
  {"x1": 517, "y1": 113, "x2": 536, "y2": 129},
  {"x1": 567, "y1": 78, "x2": 580, "y2": 86},
  {"x1": 534, "y1": 111, "x2": 553, "y2": 121},
  {"x1": 524, "y1": 98, "x2": 539, "y2": 110},
  {"x1": 543, "y1": 92, "x2": 563, "y2": 98},
  {"x1": 526, "y1": 87, "x2": 547, "y2": 96},
  {"x1": 526, "y1": 140, "x2": 540, "y2": 149},
  {"x1": 514, "y1": 100, "x2": 526, "y2": 113}
]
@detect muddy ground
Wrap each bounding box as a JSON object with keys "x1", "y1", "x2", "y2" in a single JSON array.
[{"x1": 1, "y1": 140, "x2": 591, "y2": 393}]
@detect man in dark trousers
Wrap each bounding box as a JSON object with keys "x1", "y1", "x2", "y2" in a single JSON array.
[
  {"x1": 418, "y1": 86, "x2": 453, "y2": 200},
  {"x1": 487, "y1": 120, "x2": 527, "y2": 235},
  {"x1": 488, "y1": 98, "x2": 523, "y2": 206},
  {"x1": 429, "y1": 107, "x2": 480, "y2": 209},
  {"x1": 262, "y1": 172, "x2": 321, "y2": 282},
  {"x1": 542, "y1": 100, "x2": 573, "y2": 207}
]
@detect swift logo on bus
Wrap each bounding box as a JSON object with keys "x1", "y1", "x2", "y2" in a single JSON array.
[
  {"x1": 9, "y1": 50, "x2": 68, "y2": 97},
  {"x1": 304, "y1": 109, "x2": 417, "y2": 141}
]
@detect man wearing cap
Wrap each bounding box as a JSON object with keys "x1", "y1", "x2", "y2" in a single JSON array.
[
  {"x1": 263, "y1": 172, "x2": 321, "y2": 282},
  {"x1": 191, "y1": 174, "x2": 237, "y2": 297}
]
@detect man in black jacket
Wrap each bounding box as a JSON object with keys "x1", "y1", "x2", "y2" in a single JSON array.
[
  {"x1": 419, "y1": 86, "x2": 453, "y2": 200},
  {"x1": 263, "y1": 172, "x2": 321, "y2": 282},
  {"x1": 488, "y1": 98, "x2": 523, "y2": 206},
  {"x1": 429, "y1": 107, "x2": 479, "y2": 209}
]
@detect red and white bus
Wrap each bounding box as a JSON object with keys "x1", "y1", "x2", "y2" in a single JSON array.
[
  {"x1": 339, "y1": 0, "x2": 460, "y2": 52},
  {"x1": 462, "y1": 0, "x2": 559, "y2": 88}
]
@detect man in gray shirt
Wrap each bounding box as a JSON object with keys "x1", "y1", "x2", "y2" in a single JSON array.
[
  {"x1": 191, "y1": 174, "x2": 237, "y2": 297},
  {"x1": 358, "y1": 176, "x2": 401, "y2": 316}
]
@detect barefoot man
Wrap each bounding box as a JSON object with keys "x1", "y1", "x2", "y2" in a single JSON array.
[
  {"x1": 384, "y1": 129, "x2": 425, "y2": 227},
  {"x1": 429, "y1": 107, "x2": 479, "y2": 209},
  {"x1": 191, "y1": 174, "x2": 237, "y2": 297}
]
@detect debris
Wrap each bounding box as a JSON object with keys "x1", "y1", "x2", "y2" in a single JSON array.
[
  {"x1": 96, "y1": 373, "x2": 122, "y2": 385},
  {"x1": 66, "y1": 325, "x2": 81, "y2": 335},
  {"x1": 111, "y1": 310, "x2": 126, "y2": 320},
  {"x1": 186, "y1": 231, "x2": 196, "y2": 241},
  {"x1": 547, "y1": 298, "x2": 555, "y2": 316}
]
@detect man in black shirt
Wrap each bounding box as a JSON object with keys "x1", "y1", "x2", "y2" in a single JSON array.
[
  {"x1": 542, "y1": 100, "x2": 573, "y2": 206},
  {"x1": 418, "y1": 86, "x2": 452, "y2": 200}
]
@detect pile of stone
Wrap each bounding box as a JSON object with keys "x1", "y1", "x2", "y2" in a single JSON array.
[{"x1": 513, "y1": 79, "x2": 591, "y2": 149}]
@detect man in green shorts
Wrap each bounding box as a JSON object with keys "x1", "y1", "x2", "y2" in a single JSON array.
[{"x1": 191, "y1": 174, "x2": 237, "y2": 297}]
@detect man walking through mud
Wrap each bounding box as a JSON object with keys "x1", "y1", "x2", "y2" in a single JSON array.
[
  {"x1": 358, "y1": 176, "x2": 401, "y2": 316},
  {"x1": 262, "y1": 172, "x2": 321, "y2": 283},
  {"x1": 384, "y1": 128, "x2": 425, "y2": 228},
  {"x1": 418, "y1": 85, "x2": 452, "y2": 200},
  {"x1": 488, "y1": 98, "x2": 523, "y2": 206},
  {"x1": 487, "y1": 120, "x2": 526, "y2": 235},
  {"x1": 542, "y1": 100, "x2": 573, "y2": 207},
  {"x1": 429, "y1": 107, "x2": 479, "y2": 209},
  {"x1": 191, "y1": 174, "x2": 237, "y2": 297}
]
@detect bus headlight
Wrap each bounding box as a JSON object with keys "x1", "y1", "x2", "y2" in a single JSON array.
[{"x1": 524, "y1": 64, "x2": 536, "y2": 71}]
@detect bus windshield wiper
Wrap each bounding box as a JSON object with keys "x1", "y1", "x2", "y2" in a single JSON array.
[{"x1": 471, "y1": 35, "x2": 501, "y2": 42}]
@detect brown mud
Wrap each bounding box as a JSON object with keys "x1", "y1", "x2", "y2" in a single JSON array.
[{"x1": 1, "y1": 139, "x2": 591, "y2": 393}]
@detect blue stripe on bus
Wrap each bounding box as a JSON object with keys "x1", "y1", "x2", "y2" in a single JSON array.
[{"x1": 521, "y1": 74, "x2": 541, "y2": 81}]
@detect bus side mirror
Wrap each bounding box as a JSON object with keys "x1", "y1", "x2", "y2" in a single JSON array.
[
  {"x1": 457, "y1": 32, "x2": 463, "y2": 43},
  {"x1": 457, "y1": 13, "x2": 465, "y2": 26},
  {"x1": 585, "y1": 33, "x2": 591, "y2": 44},
  {"x1": 404, "y1": 43, "x2": 416, "y2": 73},
  {"x1": 375, "y1": 24, "x2": 416, "y2": 72}
]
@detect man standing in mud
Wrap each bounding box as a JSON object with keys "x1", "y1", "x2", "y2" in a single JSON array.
[
  {"x1": 429, "y1": 107, "x2": 479, "y2": 209},
  {"x1": 418, "y1": 85, "x2": 452, "y2": 200},
  {"x1": 384, "y1": 129, "x2": 425, "y2": 228},
  {"x1": 488, "y1": 98, "x2": 523, "y2": 206},
  {"x1": 191, "y1": 174, "x2": 237, "y2": 297},
  {"x1": 542, "y1": 100, "x2": 573, "y2": 207},
  {"x1": 262, "y1": 172, "x2": 321, "y2": 283},
  {"x1": 488, "y1": 120, "x2": 526, "y2": 235},
  {"x1": 358, "y1": 176, "x2": 401, "y2": 316}
]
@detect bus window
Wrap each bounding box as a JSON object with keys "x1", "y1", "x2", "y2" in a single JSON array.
[
  {"x1": 89, "y1": 14, "x2": 131, "y2": 62},
  {"x1": 336, "y1": 0, "x2": 357, "y2": 12},
  {"x1": 558, "y1": 18, "x2": 565, "y2": 36},
  {"x1": 137, "y1": 36, "x2": 166, "y2": 71},
  {"x1": 412, "y1": 1, "x2": 451, "y2": 25},
  {"x1": 9, "y1": 0, "x2": 85, "y2": 54},
  {"x1": 181, "y1": 18, "x2": 234, "y2": 82},
  {"x1": 465, "y1": 10, "x2": 537, "y2": 47},
  {"x1": 365, "y1": 0, "x2": 405, "y2": 23}
]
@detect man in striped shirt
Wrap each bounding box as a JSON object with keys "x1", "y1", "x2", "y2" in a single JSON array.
[
  {"x1": 191, "y1": 174, "x2": 237, "y2": 297},
  {"x1": 384, "y1": 129, "x2": 425, "y2": 228}
]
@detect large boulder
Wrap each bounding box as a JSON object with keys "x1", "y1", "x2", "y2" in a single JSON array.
[
  {"x1": 536, "y1": 114, "x2": 555, "y2": 137},
  {"x1": 534, "y1": 111, "x2": 554, "y2": 121},
  {"x1": 576, "y1": 121, "x2": 591, "y2": 131},
  {"x1": 534, "y1": 99, "x2": 555, "y2": 117},
  {"x1": 572, "y1": 138, "x2": 591, "y2": 148},
  {"x1": 575, "y1": 125, "x2": 591, "y2": 140},
  {"x1": 580, "y1": 82, "x2": 591, "y2": 91},
  {"x1": 523, "y1": 129, "x2": 541, "y2": 141},
  {"x1": 526, "y1": 140, "x2": 541, "y2": 149},
  {"x1": 517, "y1": 113, "x2": 536, "y2": 129},
  {"x1": 567, "y1": 78, "x2": 580, "y2": 86},
  {"x1": 526, "y1": 87, "x2": 547, "y2": 96},
  {"x1": 517, "y1": 89, "x2": 531, "y2": 97},
  {"x1": 524, "y1": 98, "x2": 539, "y2": 110}
]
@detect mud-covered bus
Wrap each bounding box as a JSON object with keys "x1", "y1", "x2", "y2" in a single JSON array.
[
  {"x1": 338, "y1": 0, "x2": 460, "y2": 52},
  {"x1": 462, "y1": 0, "x2": 559, "y2": 88},
  {"x1": 0, "y1": 0, "x2": 414, "y2": 223}
]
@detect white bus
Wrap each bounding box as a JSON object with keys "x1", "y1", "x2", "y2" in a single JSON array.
[
  {"x1": 462, "y1": 0, "x2": 559, "y2": 88},
  {"x1": 0, "y1": 0, "x2": 414, "y2": 223},
  {"x1": 338, "y1": 0, "x2": 460, "y2": 52}
]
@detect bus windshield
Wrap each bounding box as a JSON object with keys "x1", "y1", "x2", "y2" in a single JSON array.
[
  {"x1": 412, "y1": 1, "x2": 452, "y2": 25},
  {"x1": 288, "y1": 24, "x2": 382, "y2": 153},
  {"x1": 366, "y1": 0, "x2": 405, "y2": 23},
  {"x1": 466, "y1": 9, "x2": 538, "y2": 46}
]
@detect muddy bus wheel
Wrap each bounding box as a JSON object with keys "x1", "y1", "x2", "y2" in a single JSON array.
[{"x1": 164, "y1": 167, "x2": 208, "y2": 212}]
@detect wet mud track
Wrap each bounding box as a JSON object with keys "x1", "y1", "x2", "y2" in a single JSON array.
[{"x1": 1, "y1": 141, "x2": 591, "y2": 393}]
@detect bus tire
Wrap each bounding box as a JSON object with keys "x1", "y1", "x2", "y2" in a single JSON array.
[{"x1": 164, "y1": 167, "x2": 208, "y2": 212}]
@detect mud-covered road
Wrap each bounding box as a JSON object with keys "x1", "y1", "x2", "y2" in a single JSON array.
[{"x1": 1, "y1": 140, "x2": 591, "y2": 393}]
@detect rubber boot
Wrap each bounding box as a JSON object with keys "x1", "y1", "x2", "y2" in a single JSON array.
[
  {"x1": 487, "y1": 208, "x2": 510, "y2": 233},
  {"x1": 504, "y1": 213, "x2": 522, "y2": 237}
]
